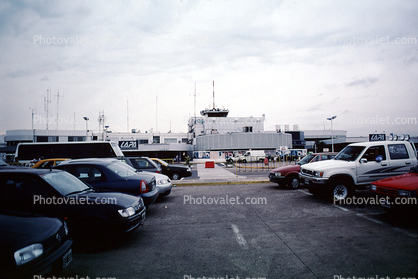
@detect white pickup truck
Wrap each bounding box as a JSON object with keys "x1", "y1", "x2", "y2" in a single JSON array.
[{"x1": 299, "y1": 140, "x2": 418, "y2": 201}]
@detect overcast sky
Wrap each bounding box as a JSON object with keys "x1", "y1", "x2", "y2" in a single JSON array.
[{"x1": 1, "y1": 0, "x2": 417, "y2": 137}]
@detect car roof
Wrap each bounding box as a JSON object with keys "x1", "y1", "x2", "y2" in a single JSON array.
[
  {"x1": 0, "y1": 167, "x2": 62, "y2": 175},
  {"x1": 57, "y1": 158, "x2": 121, "y2": 165},
  {"x1": 348, "y1": 141, "x2": 409, "y2": 147}
]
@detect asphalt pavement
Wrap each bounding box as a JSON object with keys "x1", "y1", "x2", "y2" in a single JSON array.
[{"x1": 173, "y1": 162, "x2": 272, "y2": 186}]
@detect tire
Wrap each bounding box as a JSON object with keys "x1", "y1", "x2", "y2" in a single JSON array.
[
  {"x1": 329, "y1": 180, "x2": 352, "y2": 203},
  {"x1": 286, "y1": 175, "x2": 300, "y2": 189},
  {"x1": 171, "y1": 173, "x2": 180, "y2": 180},
  {"x1": 242, "y1": 159, "x2": 247, "y2": 163}
]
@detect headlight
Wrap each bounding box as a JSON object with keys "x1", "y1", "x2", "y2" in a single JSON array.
[
  {"x1": 398, "y1": 189, "x2": 416, "y2": 197},
  {"x1": 118, "y1": 207, "x2": 135, "y2": 218},
  {"x1": 157, "y1": 179, "x2": 168, "y2": 185},
  {"x1": 63, "y1": 221, "x2": 69, "y2": 235},
  {"x1": 14, "y1": 243, "x2": 43, "y2": 266},
  {"x1": 274, "y1": 172, "x2": 281, "y2": 177},
  {"x1": 314, "y1": 171, "x2": 324, "y2": 178}
]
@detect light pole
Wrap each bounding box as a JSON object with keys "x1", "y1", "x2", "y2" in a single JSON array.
[
  {"x1": 327, "y1": 116, "x2": 337, "y2": 152},
  {"x1": 83, "y1": 117, "x2": 89, "y2": 141}
]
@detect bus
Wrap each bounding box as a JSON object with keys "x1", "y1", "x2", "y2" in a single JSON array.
[{"x1": 15, "y1": 141, "x2": 124, "y2": 164}]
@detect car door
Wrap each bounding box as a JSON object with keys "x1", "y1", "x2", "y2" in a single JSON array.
[
  {"x1": 387, "y1": 143, "x2": 414, "y2": 176},
  {"x1": 356, "y1": 145, "x2": 390, "y2": 184}
]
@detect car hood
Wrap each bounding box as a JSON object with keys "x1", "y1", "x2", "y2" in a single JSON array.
[
  {"x1": 0, "y1": 214, "x2": 62, "y2": 249},
  {"x1": 372, "y1": 172, "x2": 418, "y2": 190},
  {"x1": 270, "y1": 164, "x2": 300, "y2": 174},
  {"x1": 76, "y1": 191, "x2": 141, "y2": 209},
  {"x1": 301, "y1": 159, "x2": 348, "y2": 171}
]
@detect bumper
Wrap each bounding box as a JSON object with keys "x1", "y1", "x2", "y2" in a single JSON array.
[
  {"x1": 299, "y1": 173, "x2": 327, "y2": 185},
  {"x1": 140, "y1": 188, "x2": 159, "y2": 206},
  {"x1": 107, "y1": 206, "x2": 146, "y2": 234},
  {"x1": 157, "y1": 183, "x2": 172, "y2": 196},
  {"x1": 268, "y1": 173, "x2": 286, "y2": 184}
]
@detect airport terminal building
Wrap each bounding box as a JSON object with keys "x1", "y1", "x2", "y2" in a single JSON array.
[{"x1": 2, "y1": 107, "x2": 349, "y2": 161}]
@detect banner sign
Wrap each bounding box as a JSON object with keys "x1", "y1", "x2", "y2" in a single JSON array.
[
  {"x1": 119, "y1": 140, "x2": 138, "y2": 150},
  {"x1": 369, "y1": 134, "x2": 386, "y2": 141}
]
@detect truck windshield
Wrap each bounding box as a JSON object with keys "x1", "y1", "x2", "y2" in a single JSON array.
[
  {"x1": 297, "y1": 154, "x2": 315, "y2": 165},
  {"x1": 334, "y1": 146, "x2": 365, "y2": 161}
]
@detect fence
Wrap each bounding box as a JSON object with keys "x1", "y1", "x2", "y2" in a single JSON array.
[{"x1": 227, "y1": 157, "x2": 298, "y2": 173}]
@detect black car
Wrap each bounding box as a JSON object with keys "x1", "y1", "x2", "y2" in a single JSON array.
[
  {"x1": 0, "y1": 168, "x2": 146, "y2": 236},
  {"x1": 0, "y1": 211, "x2": 73, "y2": 279},
  {"x1": 55, "y1": 158, "x2": 159, "y2": 206},
  {"x1": 151, "y1": 158, "x2": 192, "y2": 180},
  {"x1": 120, "y1": 157, "x2": 162, "y2": 173}
]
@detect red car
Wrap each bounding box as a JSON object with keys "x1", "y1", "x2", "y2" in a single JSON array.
[
  {"x1": 370, "y1": 165, "x2": 418, "y2": 214},
  {"x1": 269, "y1": 152, "x2": 336, "y2": 189}
]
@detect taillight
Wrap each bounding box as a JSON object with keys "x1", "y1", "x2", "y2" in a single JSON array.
[
  {"x1": 156, "y1": 171, "x2": 161, "y2": 173},
  {"x1": 140, "y1": 180, "x2": 149, "y2": 193}
]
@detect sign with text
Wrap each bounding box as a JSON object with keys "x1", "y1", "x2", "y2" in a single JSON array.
[
  {"x1": 119, "y1": 140, "x2": 138, "y2": 150},
  {"x1": 369, "y1": 134, "x2": 386, "y2": 141}
]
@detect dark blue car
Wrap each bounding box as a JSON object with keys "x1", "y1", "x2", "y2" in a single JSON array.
[
  {"x1": 0, "y1": 211, "x2": 73, "y2": 279},
  {"x1": 55, "y1": 158, "x2": 159, "y2": 206}
]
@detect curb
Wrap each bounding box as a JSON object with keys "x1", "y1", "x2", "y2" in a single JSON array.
[{"x1": 172, "y1": 180, "x2": 271, "y2": 187}]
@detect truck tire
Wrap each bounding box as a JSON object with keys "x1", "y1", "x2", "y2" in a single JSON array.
[
  {"x1": 286, "y1": 175, "x2": 300, "y2": 189},
  {"x1": 329, "y1": 180, "x2": 352, "y2": 203}
]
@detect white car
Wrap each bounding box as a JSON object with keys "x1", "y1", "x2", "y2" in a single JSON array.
[{"x1": 150, "y1": 172, "x2": 172, "y2": 197}]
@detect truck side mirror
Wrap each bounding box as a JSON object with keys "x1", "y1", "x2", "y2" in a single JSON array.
[{"x1": 360, "y1": 158, "x2": 368, "y2": 163}]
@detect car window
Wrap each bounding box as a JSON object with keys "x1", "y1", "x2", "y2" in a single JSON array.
[
  {"x1": 388, "y1": 144, "x2": 409, "y2": 160},
  {"x1": 361, "y1": 145, "x2": 386, "y2": 162},
  {"x1": 130, "y1": 158, "x2": 154, "y2": 169},
  {"x1": 0, "y1": 174, "x2": 50, "y2": 202},
  {"x1": 73, "y1": 166, "x2": 105, "y2": 183},
  {"x1": 108, "y1": 162, "x2": 137, "y2": 177},
  {"x1": 41, "y1": 171, "x2": 90, "y2": 196}
]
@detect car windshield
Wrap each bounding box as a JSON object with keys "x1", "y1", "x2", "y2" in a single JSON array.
[
  {"x1": 41, "y1": 171, "x2": 91, "y2": 196},
  {"x1": 107, "y1": 161, "x2": 137, "y2": 177},
  {"x1": 297, "y1": 154, "x2": 315, "y2": 165},
  {"x1": 334, "y1": 146, "x2": 365, "y2": 161}
]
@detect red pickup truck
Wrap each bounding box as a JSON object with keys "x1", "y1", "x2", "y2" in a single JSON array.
[{"x1": 370, "y1": 165, "x2": 418, "y2": 213}]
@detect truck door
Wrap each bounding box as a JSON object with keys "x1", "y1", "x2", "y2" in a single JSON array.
[
  {"x1": 356, "y1": 145, "x2": 390, "y2": 184},
  {"x1": 387, "y1": 143, "x2": 415, "y2": 176}
]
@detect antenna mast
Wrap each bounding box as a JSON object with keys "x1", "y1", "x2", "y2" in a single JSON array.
[
  {"x1": 55, "y1": 88, "x2": 64, "y2": 130},
  {"x1": 127, "y1": 100, "x2": 129, "y2": 133},
  {"x1": 213, "y1": 80, "x2": 215, "y2": 109},
  {"x1": 44, "y1": 88, "x2": 51, "y2": 130}
]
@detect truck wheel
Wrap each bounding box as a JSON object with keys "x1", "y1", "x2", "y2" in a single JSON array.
[
  {"x1": 330, "y1": 180, "x2": 352, "y2": 202},
  {"x1": 286, "y1": 175, "x2": 300, "y2": 189},
  {"x1": 242, "y1": 159, "x2": 247, "y2": 163}
]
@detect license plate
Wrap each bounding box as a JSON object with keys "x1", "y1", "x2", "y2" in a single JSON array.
[{"x1": 62, "y1": 249, "x2": 72, "y2": 268}]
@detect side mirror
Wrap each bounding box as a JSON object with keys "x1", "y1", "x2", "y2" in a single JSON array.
[{"x1": 360, "y1": 158, "x2": 368, "y2": 163}]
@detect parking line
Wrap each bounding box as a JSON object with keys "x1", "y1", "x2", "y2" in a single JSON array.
[{"x1": 231, "y1": 224, "x2": 249, "y2": 250}]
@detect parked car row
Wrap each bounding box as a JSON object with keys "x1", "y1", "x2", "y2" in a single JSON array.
[
  {"x1": 0, "y1": 156, "x2": 182, "y2": 278},
  {"x1": 269, "y1": 140, "x2": 418, "y2": 214}
]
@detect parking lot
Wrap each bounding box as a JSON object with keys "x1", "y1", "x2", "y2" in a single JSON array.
[{"x1": 60, "y1": 179, "x2": 418, "y2": 279}]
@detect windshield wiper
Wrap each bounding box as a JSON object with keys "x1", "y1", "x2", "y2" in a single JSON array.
[{"x1": 65, "y1": 188, "x2": 91, "y2": 196}]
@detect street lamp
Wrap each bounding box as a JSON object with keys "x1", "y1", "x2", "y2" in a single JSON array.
[
  {"x1": 83, "y1": 117, "x2": 89, "y2": 141},
  {"x1": 327, "y1": 116, "x2": 337, "y2": 152}
]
